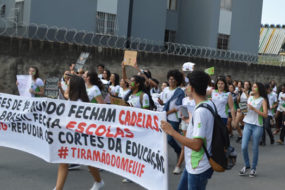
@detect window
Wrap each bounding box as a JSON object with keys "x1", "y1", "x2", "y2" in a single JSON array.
[
  {"x1": 96, "y1": 12, "x2": 116, "y2": 35},
  {"x1": 167, "y1": 0, "x2": 177, "y2": 11},
  {"x1": 15, "y1": 1, "x2": 24, "y2": 25},
  {"x1": 217, "y1": 34, "x2": 229, "y2": 50},
  {"x1": 164, "y1": 30, "x2": 176, "y2": 43},
  {"x1": 0, "y1": 5, "x2": 5, "y2": 17},
  {"x1": 220, "y1": 0, "x2": 232, "y2": 11}
]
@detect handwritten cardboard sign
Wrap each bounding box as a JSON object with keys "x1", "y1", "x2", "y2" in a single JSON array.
[{"x1": 124, "y1": 50, "x2": 137, "y2": 67}]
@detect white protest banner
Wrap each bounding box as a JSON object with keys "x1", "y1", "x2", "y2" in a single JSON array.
[
  {"x1": 0, "y1": 93, "x2": 168, "y2": 190},
  {"x1": 16, "y1": 75, "x2": 32, "y2": 97}
]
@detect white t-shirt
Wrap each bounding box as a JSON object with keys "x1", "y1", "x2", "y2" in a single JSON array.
[
  {"x1": 162, "y1": 87, "x2": 180, "y2": 122},
  {"x1": 207, "y1": 86, "x2": 213, "y2": 92},
  {"x1": 98, "y1": 74, "x2": 103, "y2": 79},
  {"x1": 100, "y1": 79, "x2": 109, "y2": 85},
  {"x1": 180, "y1": 97, "x2": 196, "y2": 131},
  {"x1": 243, "y1": 96, "x2": 264, "y2": 126},
  {"x1": 277, "y1": 92, "x2": 285, "y2": 112},
  {"x1": 268, "y1": 92, "x2": 277, "y2": 117},
  {"x1": 182, "y1": 97, "x2": 196, "y2": 115},
  {"x1": 109, "y1": 85, "x2": 120, "y2": 96},
  {"x1": 234, "y1": 87, "x2": 239, "y2": 94},
  {"x1": 240, "y1": 91, "x2": 249, "y2": 103},
  {"x1": 127, "y1": 91, "x2": 150, "y2": 109},
  {"x1": 211, "y1": 90, "x2": 230, "y2": 119},
  {"x1": 31, "y1": 78, "x2": 44, "y2": 97},
  {"x1": 118, "y1": 88, "x2": 130, "y2": 99},
  {"x1": 151, "y1": 93, "x2": 164, "y2": 112},
  {"x1": 150, "y1": 88, "x2": 160, "y2": 95},
  {"x1": 185, "y1": 100, "x2": 214, "y2": 174},
  {"x1": 273, "y1": 86, "x2": 277, "y2": 93},
  {"x1": 185, "y1": 77, "x2": 189, "y2": 84},
  {"x1": 86, "y1": 85, "x2": 101, "y2": 103}
]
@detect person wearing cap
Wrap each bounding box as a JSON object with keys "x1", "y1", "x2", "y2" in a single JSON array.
[{"x1": 182, "y1": 62, "x2": 195, "y2": 85}]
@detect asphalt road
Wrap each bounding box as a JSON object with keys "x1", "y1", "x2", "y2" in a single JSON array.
[{"x1": 0, "y1": 134, "x2": 284, "y2": 190}]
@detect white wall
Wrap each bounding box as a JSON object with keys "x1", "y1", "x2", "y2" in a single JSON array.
[
  {"x1": 218, "y1": 9, "x2": 232, "y2": 35},
  {"x1": 97, "y1": 0, "x2": 117, "y2": 14}
]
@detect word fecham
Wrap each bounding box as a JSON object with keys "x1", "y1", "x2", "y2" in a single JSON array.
[{"x1": 67, "y1": 105, "x2": 160, "y2": 133}]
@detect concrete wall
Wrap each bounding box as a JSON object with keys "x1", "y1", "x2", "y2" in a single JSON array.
[
  {"x1": 116, "y1": 0, "x2": 130, "y2": 36},
  {"x1": 229, "y1": 0, "x2": 263, "y2": 54},
  {"x1": 176, "y1": 0, "x2": 221, "y2": 48},
  {"x1": 0, "y1": 36, "x2": 284, "y2": 95},
  {"x1": 165, "y1": 10, "x2": 178, "y2": 31},
  {"x1": 97, "y1": 0, "x2": 117, "y2": 14},
  {"x1": 130, "y1": 0, "x2": 167, "y2": 42},
  {"x1": 29, "y1": 0, "x2": 97, "y2": 32}
]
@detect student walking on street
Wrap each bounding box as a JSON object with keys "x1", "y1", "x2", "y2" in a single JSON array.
[
  {"x1": 54, "y1": 75, "x2": 104, "y2": 190},
  {"x1": 239, "y1": 82, "x2": 268, "y2": 177},
  {"x1": 162, "y1": 71, "x2": 214, "y2": 190},
  {"x1": 162, "y1": 70, "x2": 185, "y2": 162}
]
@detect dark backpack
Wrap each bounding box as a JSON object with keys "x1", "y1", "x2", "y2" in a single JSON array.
[{"x1": 194, "y1": 101, "x2": 230, "y2": 172}]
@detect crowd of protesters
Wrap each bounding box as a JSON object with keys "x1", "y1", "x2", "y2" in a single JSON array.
[{"x1": 17, "y1": 62, "x2": 285, "y2": 190}]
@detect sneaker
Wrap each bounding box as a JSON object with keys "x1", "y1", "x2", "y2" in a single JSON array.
[
  {"x1": 68, "y1": 164, "x2": 80, "y2": 170},
  {"x1": 277, "y1": 139, "x2": 284, "y2": 145},
  {"x1": 249, "y1": 169, "x2": 256, "y2": 177},
  {"x1": 173, "y1": 166, "x2": 182, "y2": 174},
  {"x1": 239, "y1": 166, "x2": 250, "y2": 176},
  {"x1": 90, "y1": 180, "x2": 104, "y2": 190},
  {"x1": 236, "y1": 136, "x2": 242, "y2": 143},
  {"x1": 122, "y1": 178, "x2": 132, "y2": 183}
]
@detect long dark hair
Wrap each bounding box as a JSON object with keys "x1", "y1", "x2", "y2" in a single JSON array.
[
  {"x1": 87, "y1": 71, "x2": 104, "y2": 91},
  {"x1": 30, "y1": 66, "x2": 40, "y2": 80},
  {"x1": 104, "y1": 69, "x2": 111, "y2": 81},
  {"x1": 215, "y1": 77, "x2": 228, "y2": 92},
  {"x1": 112, "y1": 73, "x2": 120, "y2": 86},
  {"x1": 124, "y1": 75, "x2": 156, "y2": 109},
  {"x1": 255, "y1": 82, "x2": 269, "y2": 109},
  {"x1": 244, "y1": 81, "x2": 252, "y2": 91},
  {"x1": 69, "y1": 76, "x2": 89, "y2": 102}
]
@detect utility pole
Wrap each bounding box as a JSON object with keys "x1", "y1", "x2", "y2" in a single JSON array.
[{"x1": 126, "y1": 0, "x2": 134, "y2": 49}]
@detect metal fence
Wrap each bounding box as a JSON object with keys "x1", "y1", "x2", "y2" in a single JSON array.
[
  {"x1": 0, "y1": 18, "x2": 260, "y2": 64},
  {"x1": 258, "y1": 54, "x2": 285, "y2": 66}
]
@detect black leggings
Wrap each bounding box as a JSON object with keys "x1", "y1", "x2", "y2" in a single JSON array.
[
  {"x1": 262, "y1": 116, "x2": 274, "y2": 143},
  {"x1": 280, "y1": 113, "x2": 285, "y2": 141}
]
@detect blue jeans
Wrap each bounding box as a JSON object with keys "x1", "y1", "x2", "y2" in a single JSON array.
[
  {"x1": 241, "y1": 123, "x2": 263, "y2": 170},
  {"x1": 167, "y1": 120, "x2": 181, "y2": 155},
  {"x1": 177, "y1": 168, "x2": 213, "y2": 190}
]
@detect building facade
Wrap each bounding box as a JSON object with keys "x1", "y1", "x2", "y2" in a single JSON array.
[{"x1": 0, "y1": 0, "x2": 263, "y2": 54}]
